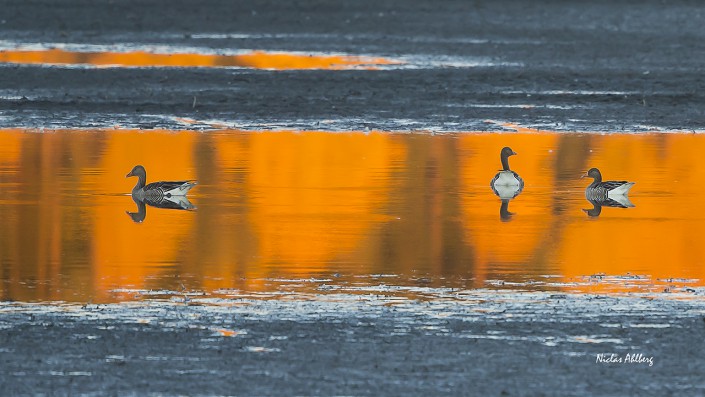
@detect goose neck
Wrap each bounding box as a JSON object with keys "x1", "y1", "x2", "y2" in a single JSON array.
[
  {"x1": 589, "y1": 173, "x2": 602, "y2": 188},
  {"x1": 133, "y1": 173, "x2": 146, "y2": 192},
  {"x1": 501, "y1": 154, "x2": 511, "y2": 171}
]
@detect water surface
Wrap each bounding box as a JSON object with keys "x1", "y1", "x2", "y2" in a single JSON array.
[{"x1": 1, "y1": 128, "x2": 703, "y2": 302}]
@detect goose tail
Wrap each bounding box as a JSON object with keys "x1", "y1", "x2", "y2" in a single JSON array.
[
  {"x1": 179, "y1": 181, "x2": 198, "y2": 194},
  {"x1": 608, "y1": 182, "x2": 635, "y2": 197},
  {"x1": 164, "y1": 181, "x2": 198, "y2": 197}
]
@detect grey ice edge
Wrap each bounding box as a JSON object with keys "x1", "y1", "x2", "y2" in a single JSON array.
[{"x1": 0, "y1": 112, "x2": 701, "y2": 133}]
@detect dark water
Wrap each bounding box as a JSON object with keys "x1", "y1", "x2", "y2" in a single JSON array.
[{"x1": 1, "y1": 128, "x2": 704, "y2": 302}]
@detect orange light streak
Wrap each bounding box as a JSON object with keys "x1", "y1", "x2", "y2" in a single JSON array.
[{"x1": 0, "y1": 49, "x2": 400, "y2": 70}]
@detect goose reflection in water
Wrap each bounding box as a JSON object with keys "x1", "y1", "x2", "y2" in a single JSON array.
[
  {"x1": 490, "y1": 147, "x2": 523, "y2": 221},
  {"x1": 582, "y1": 195, "x2": 635, "y2": 218},
  {"x1": 499, "y1": 199, "x2": 515, "y2": 221},
  {"x1": 126, "y1": 194, "x2": 196, "y2": 223},
  {"x1": 125, "y1": 165, "x2": 197, "y2": 223}
]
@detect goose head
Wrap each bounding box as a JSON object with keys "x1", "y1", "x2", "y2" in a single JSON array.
[
  {"x1": 582, "y1": 167, "x2": 602, "y2": 181},
  {"x1": 126, "y1": 165, "x2": 146, "y2": 179},
  {"x1": 500, "y1": 147, "x2": 517, "y2": 171},
  {"x1": 501, "y1": 146, "x2": 517, "y2": 158}
]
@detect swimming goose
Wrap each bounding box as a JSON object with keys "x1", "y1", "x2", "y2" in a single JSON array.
[
  {"x1": 126, "y1": 165, "x2": 197, "y2": 202},
  {"x1": 582, "y1": 168, "x2": 634, "y2": 202},
  {"x1": 490, "y1": 147, "x2": 524, "y2": 199}
]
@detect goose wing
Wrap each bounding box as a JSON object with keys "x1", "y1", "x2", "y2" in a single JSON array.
[
  {"x1": 600, "y1": 180, "x2": 629, "y2": 191},
  {"x1": 142, "y1": 195, "x2": 195, "y2": 210},
  {"x1": 511, "y1": 171, "x2": 524, "y2": 189},
  {"x1": 144, "y1": 180, "x2": 197, "y2": 196}
]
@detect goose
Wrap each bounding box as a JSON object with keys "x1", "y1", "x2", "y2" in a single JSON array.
[
  {"x1": 490, "y1": 147, "x2": 524, "y2": 199},
  {"x1": 126, "y1": 165, "x2": 197, "y2": 202},
  {"x1": 582, "y1": 168, "x2": 634, "y2": 202}
]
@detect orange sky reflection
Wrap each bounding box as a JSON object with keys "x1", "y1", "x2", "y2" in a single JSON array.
[
  {"x1": 0, "y1": 49, "x2": 401, "y2": 70},
  {"x1": 1, "y1": 128, "x2": 704, "y2": 302}
]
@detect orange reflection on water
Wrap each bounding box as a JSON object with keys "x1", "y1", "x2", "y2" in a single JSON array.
[
  {"x1": 1, "y1": 128, "x2": 705, "y2": 302},
  {"x1": 243, "y1": 132, "x2": 404, "y2": 274},
  {"x1": 0, "y1": 49, "x2": 400, "y2": 70},
  {"x1": 459, "y1": 134, "x2": 559, "y2": 273},
  {"x1": 93, "y1": 131, "x2": 198, "y2": 296},
  {"x1": 556, "y1": 134, "x2": 705, "y2": 291}
]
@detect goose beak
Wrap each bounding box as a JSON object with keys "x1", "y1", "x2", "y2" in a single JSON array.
[
  {"x1": 126, "y1": 171, "x2": 133, "y2": 178},
  {"x1": 580, "y1": 172, "x2": 588, "y2": 179},
  {"x1": 511, "y1": 151, "x2": 517, "y2": 155}
]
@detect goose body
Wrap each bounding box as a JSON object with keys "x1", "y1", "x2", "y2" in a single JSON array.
[
  {"x1": 126, "y1": 165, "x2": 197, "y2": 202},
  {"x1": 583, "y1": 168, "x2": 634, "y2": 202},
  {"x1": 490, "y1": 147, "x2": 524, "y2": 199}
]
